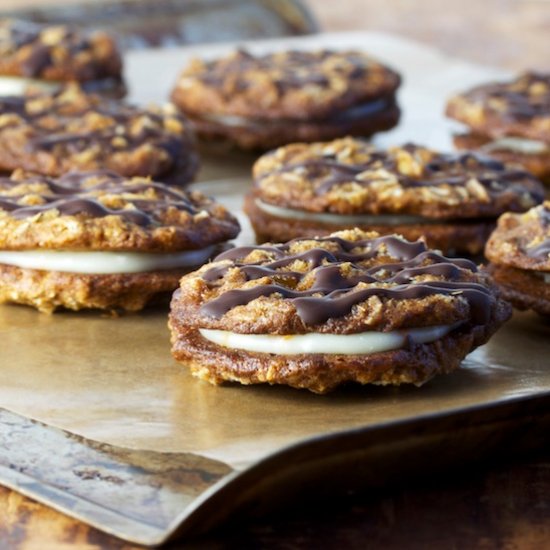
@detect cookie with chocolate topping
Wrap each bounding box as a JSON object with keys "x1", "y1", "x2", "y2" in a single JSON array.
[
  {"x1": 170, "y1": 49, "x2": 401, "y2": 150},
  {"x1": 0, "y1": 19, "x2": 125, "y2": 98},
  {"x1": 169, "y1": 229, "x2": 511, "y2": 393},
  {"x1": 0, "y1": 170, "x2": 240, "y2": 312},
  {"x1": 244, "y1": 138, "x2": 544, "y2": 255},
  {"x1": 0, "y1": 85, "x2": 199, "y2": 187},
  {"x1": 446, "y1": 72, "x2": 550, "y2": 183},
  {"x1": 485, "y1": 202, "x2": 550, "y2": 315}
]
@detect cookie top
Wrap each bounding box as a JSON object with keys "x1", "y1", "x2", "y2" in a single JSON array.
[
  {"x1": 0, "y1": 85, "x2": 199, "y2": 186},
  {"x1": 251, "y1": 138, "x2": 544, "y2": 219},
  {"x1": 485, "y1": 201, "x2": 550, "y2": 271},
  {"x1": 171, "y1": 49, "x2": 401, "y2": 121},
  {"x1": 174, "y1": 229, "x2": 504, "y2": 335},
  {"x1": 446, "y1": 72, "x2": 550, "y2": 142},
  {"x1": 0, "y1": 170, "x2": 240, "y2": 252},
  {"x1": 0, "y1": 19, "x2": 123, "y2": 82}
]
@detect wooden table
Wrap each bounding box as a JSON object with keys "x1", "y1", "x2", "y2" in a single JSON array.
[{"x1": 1, "y1": 449, "x2": 549, "y2": 548}]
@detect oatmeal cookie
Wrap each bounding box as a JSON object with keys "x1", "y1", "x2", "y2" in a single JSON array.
[
  {"x1": 170, "y1": 229, "x2": 511, "y2": 393},
  {"x1": 0, "y1": 19, "x2": 125, "y2": 98},
  {"x1": 244, "y1": 138, "x2": 544, "y2": 255},
  {"x1": 171, "y1": 49, "x2": 401, "y2": 150},
  {"x1": 485, "y1": 202, "x2": 550, "y2": 315},
  {"x1": 0, "y1": 85, "x2": 199, "y2": 187},
  {"x1": 0, "y1": 170, "x2": 240, "y2": 312},
  {"x1": 446, "y1": 72, "x2": 550, "y2": 183}
]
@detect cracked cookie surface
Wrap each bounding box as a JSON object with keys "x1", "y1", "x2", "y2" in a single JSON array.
[{"x1": 0, "y1": 19, "x2": 125, "y2": 97}]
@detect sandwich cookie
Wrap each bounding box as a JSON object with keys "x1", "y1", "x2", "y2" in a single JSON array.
[
  {"x1": 485, "y1": 201, "x2": 550, "y2": 316},
  {"x1": 446, "y1": 72, "x2": 550, "y2": 183},
  {"x1": 169, "y1": 229, "x2": 511, "y2": 393},
  {"x1": 171, "y1": 49, "x2": 401, "y2": 150},
  {"x1": 0, "y1": 19, "x2": 125, "y2": 98},
  {"x1": 0, "y1": 84, "x2": 199, "y2": 187},
  {"x1": 244, "y1": 138, "x2": 544, "y2": 255},
  {"x1": 0, "y1": 170, "x2": 240, "y2": 312}
]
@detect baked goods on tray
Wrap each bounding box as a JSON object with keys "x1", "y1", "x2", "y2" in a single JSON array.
[
  {"x1": 0, "y1": 170, "x2": 240, "y2": 312},
  {"x1": 171, "y1": 49, "x2": 401, "y2": 150},
  {"x1": 485, "y1": 201, "x2": 550, "y2": 316},
  {"x1": 169, "y1": 229, "x2": 511, "y2": 393},
  {"x1": 244, "y1": 138, "x2": 544, "y2": 255}
]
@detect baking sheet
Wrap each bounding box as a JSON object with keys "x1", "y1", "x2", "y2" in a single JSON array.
[{"x1": 0, "y1": 32, "x2": 548, "y2": 475}]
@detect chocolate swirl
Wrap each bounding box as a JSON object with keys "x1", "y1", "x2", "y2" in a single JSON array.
[
  {"x1": 0, "y1": 171, "x2": 198, "y2": 226},
  {"x1": 200, "y1": 235, "x2": 493, "y2": 326}
]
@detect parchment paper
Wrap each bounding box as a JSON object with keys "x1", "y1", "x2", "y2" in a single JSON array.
[{"x1": 0, "y1": 32, "x2": 548, "y2": 471}]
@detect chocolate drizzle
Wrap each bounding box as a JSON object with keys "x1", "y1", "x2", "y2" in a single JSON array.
[
  {"x1": 466, "y1": 71, "x2": 550, "y2": 120},
  {"x1": 527, "y1": 241, "x2": 550, "y2": 259},
  {"x1": 525, "y1": 205, "x2": 550, "y2": 259},
  {"x1": 0, "y1": 19, "x2": 119, "y2": 80},
  {"x1": 200, "y1": 235, "x2": 492, "y2": 326},
  {"x1": 263, "y1": 146, "x2": 540, "y2": 197},
  {"x1": 0, "y1": 171, "x2": 198, "y2": 225},
  {"x1": 198, "y1": 50, "x2": 373, "y2": 94},
  {"x1": 0, "y1": 90, "x2": 194, "y2": 187}
]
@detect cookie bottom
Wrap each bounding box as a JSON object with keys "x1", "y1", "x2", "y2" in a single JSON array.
[
  {"x1": 188, "y1": 98, "x2": 400, "y2": 150},
  {"x1": 0, "y1": 264, "x2": 187, "y2": 313},
  {"x1": 244, "y1": 194, "x2": 494, "y2": 256},
  {"x1": 169, "y1": 322, "x2": 501, "y2": 394},
  {"x1": 486, "y1": 263, "x2": 550, "y2": 316},
  {"x1": 453, "y1": 133, "x2": 550, "y2": 184}
]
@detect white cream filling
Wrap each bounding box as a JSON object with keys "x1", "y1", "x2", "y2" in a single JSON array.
[
  {"x1": 0, "y1": 76, "x2": 59, "y2": 95},
  {"x1": 0, "y1": 246, "x2": 215, "y2": 274},
  {"x1": 482, "y1": 137, "x2": 549, "y2": 155},
  {"x1": 202, "y1": 113, "x2": 256, "y2": 127},
  {"x1": 199, "y1": 323, "x2": 458, "y2": 356},
  {"x1": 256, "y1": 199, "x2": 431, "y2": 226}
]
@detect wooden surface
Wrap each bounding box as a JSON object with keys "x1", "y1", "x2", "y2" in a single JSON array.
[
  {"x1": 309, "y1": 0, "x2": 550, "y2": 71},
  {"x1": 1, "y1": 450, "x2": 549, "y2": 549}
]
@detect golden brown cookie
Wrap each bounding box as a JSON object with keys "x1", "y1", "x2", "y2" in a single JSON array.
[
  {"x1": 244, "y1": 138, "x2": 544, "y2": 255},
  {"x1": 0, "y1": 170, "x2": 240, "y2": 312},
  {"x1": 446, "y1": 72, "x2": 550, "y2": 182},
  {"x1": 171, "y1": 49, "x2": 401, "y2": 150},
  {"x1": 170, "y1": 229, "x2": 511, "y2": 393},
  {"x1": 485, "y1": 202, "x2": 550, "y2": 315},
  {"x1": 0, "y1": 19, "x2": 125, "y2": 98},
  {"x1": 0, "y1": 85, "x2": 199, "y2": 187}
]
